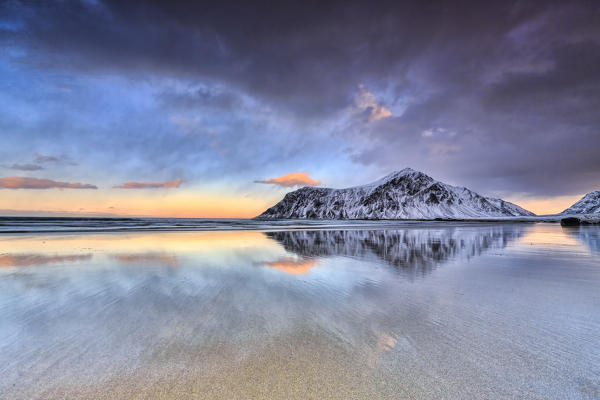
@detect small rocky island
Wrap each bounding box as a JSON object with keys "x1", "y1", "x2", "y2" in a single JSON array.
[{"x1": 257, "y1": 168, "x2": 535, "y2": 220}]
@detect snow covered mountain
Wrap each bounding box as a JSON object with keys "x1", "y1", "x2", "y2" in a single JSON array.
[
  {"x1": 257, "y1": 168, "x2": 534, "y2": 219},
  {"x1": 562, "y1": 190, "x2": 600, "y2": 214}
]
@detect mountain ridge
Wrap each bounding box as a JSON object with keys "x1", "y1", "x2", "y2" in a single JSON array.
[
  {"x1": 257, "y1": 168, "x2": 535, "y2": 219},
  {"x1": 562, "y1": 190, "x2": 600, "y2": 214}
]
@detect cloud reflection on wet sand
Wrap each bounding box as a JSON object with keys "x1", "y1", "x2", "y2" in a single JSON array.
[
  {"x1": 111, "y1": 253, "x2": 179, "y2": 267},
  {"x1": 0, "y1": 253, "x2": 92, "y2": 267},
  {"x1": 263, "y1": 258, "x2": 319, "y2": 275},
  {"x1": 0, "y1": 224, "x2": 598, "y2": 399}
]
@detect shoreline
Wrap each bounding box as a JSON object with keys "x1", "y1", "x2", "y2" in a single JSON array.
[{"x1": 0, "y1": 214, "x2": 598, "y2": 235}]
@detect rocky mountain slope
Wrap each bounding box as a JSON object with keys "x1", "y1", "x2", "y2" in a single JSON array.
[
  {"x1": 257, "y1": 168, "x2": 534, "y2": 219},
  {"x1": 562, "y1": 190, "x2": 600, "y2": 214}
]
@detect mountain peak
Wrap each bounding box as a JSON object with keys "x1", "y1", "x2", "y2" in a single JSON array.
[
  {"x1": 383, "y1": 167, "x2": 419, "y2": 178},
  {"x1": 367, "y1": 168, "x2": 429, "y2": 187}
]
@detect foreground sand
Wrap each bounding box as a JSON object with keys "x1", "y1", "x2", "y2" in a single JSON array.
[{"x1": 1, "y1": 224, "x2": 599, "y2": 399}]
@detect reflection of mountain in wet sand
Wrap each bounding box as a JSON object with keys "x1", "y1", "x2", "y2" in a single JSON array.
[
  {"x1": 0, "y1": 253, "x2": 92, "y2": 267},
  {"x1": 562, "y1": 225, "x2": 600, "y2": 255},
  {"x1": 266, "y1": 226, "x2": 524, "y2": 276}
]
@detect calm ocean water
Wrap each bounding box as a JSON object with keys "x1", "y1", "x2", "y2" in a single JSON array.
[
  {"x1": 0, "y1": 216, "x2": 438, "y2": 233},
  {"x1": 0, "y1": 221, "x2": 599, "y2": 399}
]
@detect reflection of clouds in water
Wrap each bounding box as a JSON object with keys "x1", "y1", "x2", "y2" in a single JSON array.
[
  {"x1": 111, "y1": 253, "x2": 178, "y2": 267},
  {"x1": 365, "y1": 330, "x2": 398, "y2": 369},
  {"x1": 0, "y1": 225, "x2": 596, "y2": 400},
  {"x1": 263, "y1": 258, "x2": 318, "y2": 275},
  {"x1": 562, "y1": 225, "x2": 600, "y2": 255},
  {"x1": 265, "y1": 225, "x2": 524, "y2": 277},
  {"x1": 0, "y1": 232, "x2": 420, "y2": 393},
  {"x1": 0, "y1": 226, "x2": 527, "y2": 388},
  {"x1": 0, "y1": 253, "x2": 92, "y2": 267}
]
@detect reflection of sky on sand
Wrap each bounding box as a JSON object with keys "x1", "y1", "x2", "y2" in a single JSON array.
[
  {"x1": 264, "y1": 257, "x2": 319, "y2": 275},
  {"x1": 0, "y1": 230, "x2": 280, "y2": 255},
  {"x1": 0, "y1": 253, "x2": 92, "y2": 267},
  {"x1": 561, "y1": 225, "x2": 600, "y2": 256},
  {"x1": 111, "y1": 253, "x2": 179, "y2": 267},
  {"x1": 0, "y1": 224, "x2": 599, "y2": 399},
  {"x1": 0, "y1": 231, "x2": 288, "y2": 270}
]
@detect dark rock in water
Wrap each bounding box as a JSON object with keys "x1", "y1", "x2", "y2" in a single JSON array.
[
  {"x1": 561, "y1": 217, "x2": 582, "y2": 226},
  {"x1": 561, "y1": 217, "x2": 600, "y2": 226}
]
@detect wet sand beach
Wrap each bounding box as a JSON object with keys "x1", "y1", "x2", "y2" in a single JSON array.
[{"x1": 0, "y1": 223, "x2": 599, "y2": 399}]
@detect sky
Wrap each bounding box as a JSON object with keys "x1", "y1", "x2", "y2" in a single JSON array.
[{"x1": 0, "y1": 0, "x2": 599, "y2": 217}]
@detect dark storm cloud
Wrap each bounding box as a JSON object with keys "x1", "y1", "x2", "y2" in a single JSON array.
[
  {"x1": 34, "y1": 154, "x2": 60, "y2": 163},
  {"x1": 0, "y1": 0, "x2": 539, "y2": 116},
  {"x1": 1, "y1": 0, "x2": 599, "y2": 197},
  {"x1": 114, "y1": 179, "x2": 186, "y2": 189},
  {"x1": 34, "y1": 153, "x2": 78, "y2": 166},
  {"x1": 160, "y1": 87, "x2": 243, "y2": 111},
  {"x1": 485, "y1": 40, "x2": 600, "y2": 113},
  {"x1": 4, "y1": 164, "x2": 43, "y2": 171}
]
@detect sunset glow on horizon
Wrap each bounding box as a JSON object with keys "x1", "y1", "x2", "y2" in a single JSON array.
[{"x1": 0, "y1": 181, "x2": 592, "y2": 217}]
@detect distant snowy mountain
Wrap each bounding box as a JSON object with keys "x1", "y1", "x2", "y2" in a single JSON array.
[
  {"x1": 562, "y1": 191, "x2": 600, "y2": 214},
  {"x1": 257, "y1": 168, "x2": 535, "y2": 219}
]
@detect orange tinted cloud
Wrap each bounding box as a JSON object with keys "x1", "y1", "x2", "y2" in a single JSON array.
[
  {"x1": 114, "y1": 179, "x2": 185, "y2": 189},
  {"x1": 356, "y1": 84, "x2": 392, "y2": 122},
  {"x1": 255, "y1": 172, "x2": 321, "y2": 187},
  {"x1": 0, "y1": 177, "x2": 97, "y2": 189}
]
